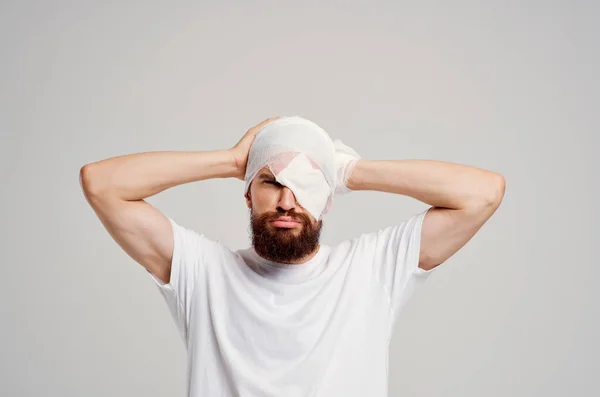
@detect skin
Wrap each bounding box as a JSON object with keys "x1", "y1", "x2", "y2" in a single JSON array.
[
  {"x1": 346, "y1": 159, "x2": 505, "y2": 270},
  {"x1": 80, "y1": 116, "x2": 505, "y2": 285},
  {"x1": 232, "y1": 118, "x2": 506, "y2": 272}
]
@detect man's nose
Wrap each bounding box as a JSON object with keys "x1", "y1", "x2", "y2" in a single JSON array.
[{"x1": 277, "y1": 186, "x2": 298, "y2": 211}]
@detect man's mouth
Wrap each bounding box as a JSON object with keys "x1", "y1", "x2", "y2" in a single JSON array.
[{"x1": 270, "y1": 217, "x2": 301, "y2": 228}]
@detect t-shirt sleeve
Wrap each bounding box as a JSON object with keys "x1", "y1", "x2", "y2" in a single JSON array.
[
  {"x1": 363, "y1": 207, "x2": 440, "y2": 321},
  {"x1": 146, "y1": 217, "x2": 209, "y2": 343}
]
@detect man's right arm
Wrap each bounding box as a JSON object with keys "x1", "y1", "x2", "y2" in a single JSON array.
[{"x1": 79, "y1": 150, "x2": 239, "y2": 284}]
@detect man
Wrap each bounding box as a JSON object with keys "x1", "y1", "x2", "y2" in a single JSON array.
[{"x1": 80, "y1": 116, "x2": 505, "y2": 397}]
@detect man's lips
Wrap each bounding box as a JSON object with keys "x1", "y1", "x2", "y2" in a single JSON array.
[{"x1": 270, "y1": 217, "x2": 301, "y2": 228}]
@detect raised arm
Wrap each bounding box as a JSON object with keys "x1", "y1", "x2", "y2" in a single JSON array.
[
  {"x1": 79, "y1": 150, "x2": 238, "y2": 283},
  {"x1": 79, "y1": 117, "x2": 279, "y2": 284},
  {"x1": 347, "y1": 159, "x2": 505, "y2": 271}
]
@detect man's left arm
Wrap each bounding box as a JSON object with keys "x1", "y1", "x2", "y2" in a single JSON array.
[{"x1": 346, "y1": 159, "x2": 506, "y2": 271}]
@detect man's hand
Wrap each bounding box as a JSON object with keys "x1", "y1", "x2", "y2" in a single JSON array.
[
  {"x1": 333, "y1": 139, "x2": 361, "y2": 195},
  {"x1": 230, "y1": 117, "x2": 280, "y2": 181}
]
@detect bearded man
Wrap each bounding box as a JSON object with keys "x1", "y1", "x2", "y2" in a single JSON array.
[{"x1": 80, "y1": 116, "x2": 505, "y2": 397}]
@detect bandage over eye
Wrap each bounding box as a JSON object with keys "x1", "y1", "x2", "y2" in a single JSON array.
[{"x1": 244, "y1": 116, "x2": 336, "y2": 220}]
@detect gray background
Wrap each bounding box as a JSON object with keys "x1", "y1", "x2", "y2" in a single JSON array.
[{"x1": 1, "y1": 1, "x2": 598, "y2": 396}]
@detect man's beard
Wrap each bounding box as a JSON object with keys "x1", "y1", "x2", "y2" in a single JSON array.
[{"x1": 250, "y1": 208, "x2": 322, "y2": 263}]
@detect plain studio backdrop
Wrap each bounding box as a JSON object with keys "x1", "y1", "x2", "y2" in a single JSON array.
[{"x1": 1, "y1": 1, "x2": 598, "y2": 396}]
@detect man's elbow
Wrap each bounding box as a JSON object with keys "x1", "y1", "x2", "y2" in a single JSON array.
[
  {"x1": 466, "y1": 173, "x2": 506, "y2": 211},
  {"x1": 486, "y1": 173, "x2": 506, "y2": 207},
  {"x1": 79, "y1": 163, "x2": 108, "y2": 199}
]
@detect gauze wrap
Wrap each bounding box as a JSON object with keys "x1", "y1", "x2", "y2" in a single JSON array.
[{"x1": 244, "y1": 116, "x2": 337, "y2": 220}]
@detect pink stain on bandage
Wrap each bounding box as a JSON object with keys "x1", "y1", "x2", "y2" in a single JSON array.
[{"x1": 269, "y1": 152, "x2": 322, "y2": 175}]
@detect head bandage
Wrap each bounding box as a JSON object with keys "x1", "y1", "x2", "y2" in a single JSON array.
[{"x1": 244, "y1": 116, "x2": 336, "y2": 220}]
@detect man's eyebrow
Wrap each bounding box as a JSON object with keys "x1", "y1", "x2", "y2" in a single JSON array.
[{"x1": 257, "y1": 173, "x2": 275, "y2": 180}]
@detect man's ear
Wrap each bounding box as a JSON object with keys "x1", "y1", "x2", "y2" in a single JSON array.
[{"x1": 244, "y1": 190, "x2": 252, "y2": 209}]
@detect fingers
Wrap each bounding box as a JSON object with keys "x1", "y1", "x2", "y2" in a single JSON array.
[{"x1": 251, "y1": 116, "x2": 280, "y2": 132}]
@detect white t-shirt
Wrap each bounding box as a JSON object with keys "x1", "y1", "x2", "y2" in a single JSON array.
[{"x1": 148, "y1": 208, "x2": 439, "y2": 397}]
